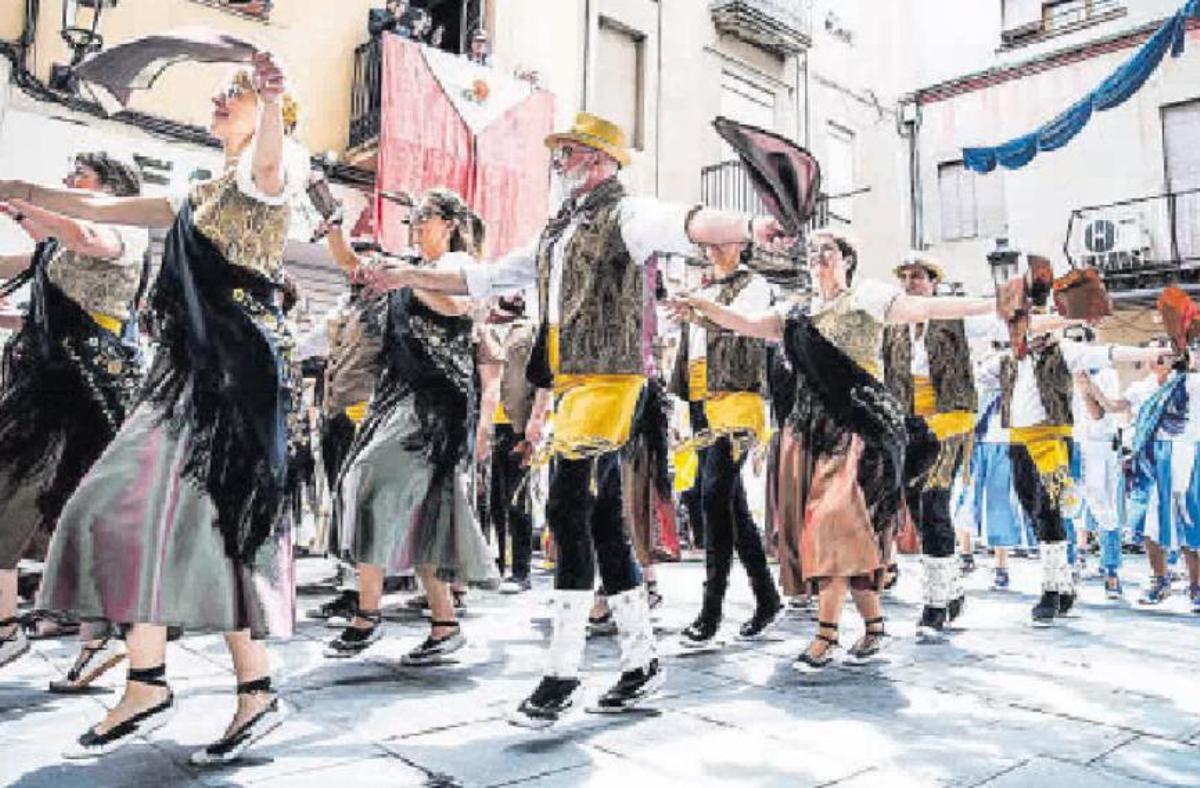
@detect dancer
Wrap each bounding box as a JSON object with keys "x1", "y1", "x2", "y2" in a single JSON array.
[
  {"x1": 1125, "y1": 345, "x2": 1200, "y2": 609},
  {"x1": 477, "y1": 296, "x2": 537, "y2": 594},
  {"x1": 672, "y1": 240, "x2": 781, "y2": 650},
  {"x1": 328, "y1": 189, "x2": 496, "y2": 665},
  {"x1": 669, "y1": 229, "x2": 998, "y2": 672},
  {"x1": 977, "y1": 316, "x2": 1166, "y2": 625},
  {"x1": 1070, "y1": 355, "x2": 1129, "y2": 600},
  {"x1": 363, "y1": 111, "x2": 794, "y2": 726},
  {"x1": 885, "y1": 253, "x2": 1006, "y2": 640},
  {"x1": 5, "y1": 54, "x2": 306, "y2": 762},
  {"x1": 306, "y1": 225, "x2": 389, "y2": 623},
  {"x1": 0, "y1": 152, "x2": 146, "y2": 676}
]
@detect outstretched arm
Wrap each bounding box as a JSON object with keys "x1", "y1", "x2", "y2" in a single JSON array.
[
  {"x1": 665, "y1": 295, "x2": 784, "y2": 341},
  {"x1": 0, "y1": 180, "x2": 175, "y2": 229},
  {"x1": 4, "y1": 199, "x2": 125, "y2": 259},
  {"x1": 249, "y1": 52, "x2": 288, "y2": 198},
  {"x1": 885, "y1": 294, "x2": 995, "y2": 325}
]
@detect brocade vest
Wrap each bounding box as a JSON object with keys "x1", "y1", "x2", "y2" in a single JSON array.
[
  {"x1": 999, "y1": 342, "x2": 1073, "y2": 428},
  {"x1": 535, "y1": 178, "x2": 644, "y2": 376},
  {"x1": 882, "y1": 320, "x2": 977, "y2": 416},
  {"x1": 705, "y1": 270, "x2": 766, "y2": 394}
]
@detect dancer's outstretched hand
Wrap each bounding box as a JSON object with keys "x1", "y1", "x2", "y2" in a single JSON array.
[
  {"x1": 663, "y1": 295, "x2": 702, "y2": 324},
  {"x1": 358, "y1": 260, "x2": 416, "y2": 297},
  {"x1": 751, "y1": 216, "x2": 797, "y2": 254}
]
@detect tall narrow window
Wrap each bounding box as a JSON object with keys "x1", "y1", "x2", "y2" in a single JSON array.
[
  {"x1": 938, "y1": 161, "x2": 1006, "y2": 241},
  {"x1": 596, "y1": 19, "x2": 645, "y2": 150},
  {"x1": 825, "y1": 123, "x2": 855, "y2": 224}
]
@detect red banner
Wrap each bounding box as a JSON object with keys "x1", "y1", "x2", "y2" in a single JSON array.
[{"x1": 376, "y1": 36, "x2": 552, "y2": 258}]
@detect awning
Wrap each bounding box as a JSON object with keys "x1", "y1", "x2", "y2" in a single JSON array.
[{"x1": 963, "y1": 0, "x2": 1200, "y2": 174}]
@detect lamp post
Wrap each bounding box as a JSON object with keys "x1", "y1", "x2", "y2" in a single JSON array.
[{"x1": 987, "y1": 237, "x2": 1021, "y2": 290}]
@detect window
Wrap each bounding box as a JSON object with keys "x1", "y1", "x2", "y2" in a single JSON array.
[
  {"x1": 596, "y1": 19, "x2": 645, "y2": 150},
  {"x1": 1163, "y1": 101, "x2": 1200, "y2": 262},
  {"x1": 825, "y1": 123, "x2": 855, "y2": 224},
  {"x1": 718, "y1": 72, "x2": 775, "y2": 160},
  {"x1": 938, "y1": 161, "x2": 1007, "y2": 242}
]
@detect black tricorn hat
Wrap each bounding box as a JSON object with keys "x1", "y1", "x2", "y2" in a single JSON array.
[{"x1": 712, "y1": 117, "x2": 821, "y2": 237}]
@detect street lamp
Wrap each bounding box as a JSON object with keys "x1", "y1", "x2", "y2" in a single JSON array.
[{"x1": 987, "y1": 237, "x2": 1021, "y2": 288}]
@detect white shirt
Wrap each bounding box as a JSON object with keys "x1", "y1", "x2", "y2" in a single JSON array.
[
  {"x1": 910, "y1": 314, "x2": 1007, "y2": 378},
  {"x1": 1071, "y1": 366, "x2": 1122, "y2": 441},
  {"x1": 687, "y1": 271, "x2": 772, "y2": 361},
  {"x1": 977, "y1": 341, "x2": 1114, "y2": 429},
  {"x1": 461, "y1": 195, "x2": 694, "y2": 323}
]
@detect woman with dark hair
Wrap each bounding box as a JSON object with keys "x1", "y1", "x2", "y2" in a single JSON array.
[
  {"x1": 326, "y1": 188, "x2": 496, "y2": 666},
  {"x1": 0, "y1": 152, "x2": 146, "y2": 674},
  {"x1": 0, "y1": 53, "x2": 308, "y2": 763},
  {"x1": 669, "y1": 229, "x2": 997, "y2": 671}
]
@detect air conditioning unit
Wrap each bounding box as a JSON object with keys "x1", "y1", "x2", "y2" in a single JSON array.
[{"x1": 1079, "y1": 213, "x2": 1153, "y2": 274}]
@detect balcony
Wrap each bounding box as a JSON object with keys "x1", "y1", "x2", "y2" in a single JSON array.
[
  {"x1": 1001, "y1": 0, "x2": 1126, "y2": 50},
  {"x1": 1065, "y1": 186, "x2": 1200, "y2": 304},
  {"x1": 710, "y1": 0, "x2": 812, "y2": 57},
  {"x1": 349, "y1": 37, "x2": 383, "y2": 152}
]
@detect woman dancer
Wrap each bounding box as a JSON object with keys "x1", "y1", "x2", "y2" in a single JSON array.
[
  {"x1": 3, "y1": 53, "x2": 307, "y2": 763},
  {"x1": 326, "y1": 189, "x2": 496, "y2": 666},
  {"x1": 0, "y1": 153, "x2": 145, "y2": 676},
  {"x1": 669, "y1": 230, "x2": 997, "y2": 671}
]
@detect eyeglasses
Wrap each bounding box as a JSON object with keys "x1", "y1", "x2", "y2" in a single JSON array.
[
  {"x1": 214, "y1": 82, "x2": 251, "y2": 104},
  {"x1": 413, "y1": 206, "x2": 446, "y2": 224},
  {"x1": 551, "y1": 144, "x2": 585, "y2": 169},
  {"x1": 807, "y1": 242, "x2": 839, "y2": 267}
]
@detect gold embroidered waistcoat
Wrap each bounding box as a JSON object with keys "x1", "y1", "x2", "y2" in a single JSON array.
[
  {"x1": 190, "y1": 170, "x2": 290, "y2": 282},
  {"x1": 810, "y1": 288, "x2": 885, "y2": 377}
]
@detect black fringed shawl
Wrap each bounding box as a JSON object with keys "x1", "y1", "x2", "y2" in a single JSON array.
[
  {"x1": 782, "y1": 308, "x2": 936, "y2": 530},
  {"x1": 354, "y1": 287, "x2": 474, "y2": 487},
  {"x1": 0, "y1": 241, "x2": 140, "y2": 529},
  {"x1": 141, "y1": 201, "x2": 290, "y2": 563}
]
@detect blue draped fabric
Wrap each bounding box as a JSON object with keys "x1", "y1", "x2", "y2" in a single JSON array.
[
  {"x1": 964, "y1": 1, "x2": 1200, "y2": 173},
  {"x1": 1130, "y1": 373, "x2": 1187, "y2": 477}
]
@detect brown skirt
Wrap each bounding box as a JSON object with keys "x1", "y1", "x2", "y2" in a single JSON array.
[{"x1": 787, "y1": 429, "x2": 884, "y2": 583}]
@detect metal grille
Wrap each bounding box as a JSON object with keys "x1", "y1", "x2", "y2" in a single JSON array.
[{"x1": 349, "y1": 37, "x2": 383, "y2": 150}]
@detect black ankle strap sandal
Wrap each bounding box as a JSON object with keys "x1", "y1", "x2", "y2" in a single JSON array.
[
  {"x1": 815, "y1": 621, "x2": 840, "y2": 644},
  {"x1": 862, "y1": 616, "x2": 886, "y2": 635},
  {"x1": 238, "y1": 676, "x2": 273, "y2": 695},
  {"x1": 127, "y1": 664, "x2": 169, "y2": 687}
]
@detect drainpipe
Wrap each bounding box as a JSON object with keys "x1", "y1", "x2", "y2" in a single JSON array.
[
  {"x1": 581, "y1": 0, "x2": 591, "y2": 111},
  {"x1": 654, "y1": 0, "x2": 663, "y2": 197}
]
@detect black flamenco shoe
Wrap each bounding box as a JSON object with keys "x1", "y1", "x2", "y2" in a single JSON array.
[
  {"x1": 63, "y1": 665, "x2": 175, "y2": 759},
  {"x1": 189, "y1": 677, "x2": 291, "y2": 766}
]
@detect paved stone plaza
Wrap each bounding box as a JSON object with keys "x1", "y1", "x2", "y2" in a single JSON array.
[{"x1": 1, "y1": 555, "x2": 1198, "y2": 787}]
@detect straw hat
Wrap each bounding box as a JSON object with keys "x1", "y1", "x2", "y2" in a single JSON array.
[
  {"x1": 545, "y1": 112, "x2": 631, "y2": 168},
  {"x1": 894, "y1": 251, "x2": 945, "y2": 283}
]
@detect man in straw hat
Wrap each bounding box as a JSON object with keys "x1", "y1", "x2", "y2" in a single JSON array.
[
  {"x1": 884, "y1": 252, "x2": 1004, "y2": 641},
  {"x1": 364, "y1": 111, "x2": 795, "y2": 728}
]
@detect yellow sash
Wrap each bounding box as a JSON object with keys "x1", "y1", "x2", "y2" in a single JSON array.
[
  {"x1": 344, "y1": 400, "x2": 369, "y2": 426},
  {"x1": 89, "y1": 311, "x2": 123, "y2": 335},
  {"x1": 493, "y1": 402, "x2": 511, "y2": 426},
  {"x1": 1010, "y1": 425, "x2": 1073, "y2": 474},
  {"x1": 688, "y1": 359, "x2": 708, "y2": 402},
  {"x1": 705, "y1": 392, "x2": 767, "y2": 444},
  {"x1": 548, "y1": 326, "x2": 644, "y2": 457}
]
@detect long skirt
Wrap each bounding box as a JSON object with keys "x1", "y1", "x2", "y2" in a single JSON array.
[
  {"x1": 336, "y1": 391, "x2": 495, "y2": 582},
  {"x1": 36, "y1": 397, "x2": 296, "y2": 638},
  {"x1": 792, "y1": 430, "x2": 885, "y2": 583},
  {"x1": 965, "y1": 441, "x2": 1036, "y2": 548}
]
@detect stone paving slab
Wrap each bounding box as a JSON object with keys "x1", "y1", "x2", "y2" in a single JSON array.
[{"x1": 1, "y1": 554, "x2": 1198, "y2": 786}]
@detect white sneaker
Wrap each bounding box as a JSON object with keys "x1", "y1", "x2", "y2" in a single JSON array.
[{"x1": 499, "y1": 578, "x2": 531, "y2": 595}]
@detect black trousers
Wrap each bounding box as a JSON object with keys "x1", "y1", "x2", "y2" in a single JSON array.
[
  {"x1": 489, "y1": 424, "x2": 533, "y2": 580},
  {"x1": 547, "y1": 451, "x2": 642, "y2": 593},
  {"x1": 681, "y1": 401, "x2": 709, "y2": 547},
  {"x1": 321, "y1": 411, "x2": 357, "y2": 491},
  {"x1": 701, "y1": 436, "x2": 776, "y2": 615},
  {"x1": 1009, "y1": 441, "x2": 1067, "y2": 542}
]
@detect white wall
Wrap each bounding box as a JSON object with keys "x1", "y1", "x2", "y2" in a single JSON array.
[{"x1": 912, "y1": 11, "x2": 1200, "y2": 293}]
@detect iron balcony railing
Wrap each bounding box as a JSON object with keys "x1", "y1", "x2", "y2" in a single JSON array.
[
  {"x1": 700, "y1": 159, "x2": 843, "y2": 230},
  {"x1": 1065, "y1": 186, "x2": 1200, "y2": 298},
  {"x1": 349, "y1": 37, "x2": 383, "y2": 150},
  {"x1": 709, "y1": 0, "x2": 812, "y2": 56},
  {"x1": 1002, "y1": 0, "x2": 1126, "y2": 48}
]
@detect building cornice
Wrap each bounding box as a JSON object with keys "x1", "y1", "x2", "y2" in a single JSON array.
[{"x1": 912, "y1": 16, "x2": 1198, "y2": 106}]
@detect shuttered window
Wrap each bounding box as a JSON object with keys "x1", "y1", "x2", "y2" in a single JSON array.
[
  {"x1": 938, "y1": 161, "x2": 1007, "y2": 241},
  {"x1": 596, "y1": 19, "x2": 644, "y2": 150}
]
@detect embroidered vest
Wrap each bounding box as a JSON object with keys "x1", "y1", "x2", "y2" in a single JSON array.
[
  {"x1": 882, "y1": 320, "x2": 977, "y2": 416},
  {"x1": 535, "y1": 178, "x2": 644, "y2": 376},
  {"x1": 705, "y1": 270, "x2": 766, "y2": 394},
  {"x1": 999, "y1": 343, "x2": 1073, "y2": 428}
]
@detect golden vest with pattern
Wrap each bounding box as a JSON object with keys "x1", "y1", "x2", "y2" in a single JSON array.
[
  {"x1": 882, "y1": 320, "x2": 978, "y2": 415},
  {"x1": 535, "y1": 178, "x2": 645, "y2": 376},
  {"x1": 999, "y1": 342, "x2": 1073, "y2": 428},
  {"x1": 705, "y1": 270, "x2": 766, "y2": 394}
]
